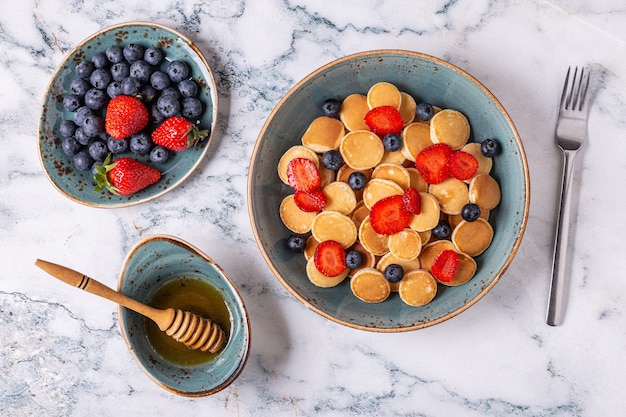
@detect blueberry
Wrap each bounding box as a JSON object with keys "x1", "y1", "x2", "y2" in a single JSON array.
[
  {"x1": 285, "y1": 234, "x2": 306, "y2": 253},
  {"x1": 345, "y1": 250, "x2": 363, "y2": 269},
  {"x1": 348, "y1": 172, "x2": 367, "y2": 190},
  {"x1": 177, "y1": 79, "x2": 198, "y2": 97},
  {"x1": 84, "y1": 88, "x2": 107, "y2": 110},
  {"x1": 89, "y1": 68, "x2": 112, "y2": 89},
  {"x1": 150, "y1": 71, "x2": 171, "y2": 90},
  {"x1": 321, "y1": 98, "x2": 341, "y2": 117},
  {"x1": 129, "y1": 60, "x2": 152, "y2": 83},
  {"x1": 384, "y1": 264, "x2": 404, "y2": 283},
  {"x1": 181, "y1": 97, "x2": 202, "y2": 119},
  {"x1": 123, "y1": 43, "x2": 145, "y2": 62},
  {"x1": 415, "y1": 102, "x2": 434, "y2": 122},
  {"x1": 73, "y1": 106, "x2": 94, "y2": 126},
  {"x1": 143, "y1": 47, "x2": 163, "y2": 66},
  {"x1": 75, "y1": 60, "x2": 94, "y2": 78},
  {"x1": 481, "y1": 138, "x2": 502, "y2": 157},
  {"x1": 461, "y1": 203, "x2": 481, "y2": 222},
  {"x1": 150, "y1": 104, "x2": 166, "y2": 125},
  {"x1": 82, "y1": 114, "x2": 104, "y2": 137},
  {"x1": 91, "y1": 52, "x2": 108, "y2": 69},
  {"x1": 110, "y1": 62, "x2": 130, "y2": 82},
  {"x1": 59, "y1": 119, "x2": 77, "y2": 137},
  {"x1": 74, "y1": 127, "x2": 94, "y2": 146},
  {"x1": 432, "y1": 220, "x2": 452, "y2": 240},
  {"x1": 88, "y1": 140, "x2": 108, "y2": 162},
  {"x1": 73, "y1": 151, "x2": 94, "y2": 171},
  {"x1": 129, "y1": 131, "x2": 153, "y2": 154},
  {"x1": 139, "y1": 85, "x2": 158, "y2": 102},
  {"x1": 107, "y1": 136, "x2": 129, "y2": 154},
  {"x1": 105, "y1": 45, "x2": 124, "y2": 64},
  {"x1": 167, "y1": 60, "x2": 189, "y2": 82},
  {"x1": 382, "y1": 133, "x2": 402, "y2": 152},
  {"x1": 120, "y1": 77, "x2": 141, "y2": 96},
  {"x1": 321, "y1": 150, "x2": 343, "y2": 171},
  {"x1": 61, "y1": 137, "x2": 81, "y2": 156},
  {"x1": 150, "y1": 146, "x2": 169, "y2": 164},
  {"x1": 106, "y1": 81, "x2": 122, "y2": 99},
  {"x1": 70, "y1": 78, "x2": 90, "y2": 96},
  {"x1": 63, "y1": 94, "x2": 81, "y2": 112},
  {"x1": 157, "y1": 94, "x2": 180, "y2": 117}
]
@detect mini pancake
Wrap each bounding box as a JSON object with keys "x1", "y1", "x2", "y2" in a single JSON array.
[
  {"x1": 379, "y1": 149, "x2": 407, "y2": 166},
  {"x1": 377, "y1": 252, "x2": 421, "y2": 292},
  {"x1": 279, "y1": 194, "x2": 317, "y2": 233},
  {"x1": 301, "y1": 116, "x2": 345, "y2": 152},
  {"x1": 448, "y1": 209, "x2": 489, "y2": 229},
  {"x1": 347, "y1": 242, "x2": 376, "y2": 277},
  {"x1": 399, "y1": 92, "x2": 417, "y2": 126},
  {"x1": 441, "y1": 252, "x2": 476, "y2": 286},
  {"x1": 406, "y1": 167, "x2": 428, "y2": 192},
  {"x1": 461, "y1": 142, "x2": 492, "y2": 179},
  {"x1": 451, "y1": 218, "x2": 493, "y2": 256},
  {"x1": 350, "y1": 268, "x2": 391, "y2": 303},
  {"x1": 408, "y1": 192, "x2": 440, "y2": 232},
  {"x1": 430, "y1": 109, "x2": 470, "y2": 150},
  {"x1": 401, "y1": 122, "x2": 432, "y2": 161},
  {"x1": 418, "y1": 240, "x2": 456, "y2": 273},
  {"x1": 319, "y1": 163, "x2": 337, "y2": 187},
  {"x1": 304, "y1": 235, "x2": 320, "y2": 260},
  {"x1": 340, "y1": 94, "x2": 370, "y2": 131},
  {"x1": 323, "y1": 181, "x2": 357, "y2": 215},
  {"x1": 311, "y1": 210, "x2": 357, "y2": 249},
  {"x1": 349, "y1": 201, "x2": 371, "y2": 230},
  {"x1": 337, "y1": 166, "x2": 372, "y2": 201},
  {"x1": 428, "y1": 177, "x2": 470, "y2": 215},
  {"x1": 398, "y1": 270, "x2": 438, "y2": 307},
  {"x1": 277, "y1": 145, "x2": 319, "y2": 184},
  {"x1": 388, "y1": 228, "x2": 422, "y2": 261},
  {"x1": 340, "y1": 130, "x2": 385, "y2": 170},
  {"x1": 358, "y1": 216, "x2": 390, "y2": 256},
  {"x1": 372, "y1": 163, "x2": 411, "y2": 190},
  {"x1": 469, "y1": 174, "x2": 501, "y2": 210},
  {"x1": 367, "y1": 82, "x2": 402, "y2": 109},
  {"x1": 306, "y1": 257, "x2": 349, "y2": 288},
  {"x1": 362, "y1": 178, "x2": 404, "y2": 209}
]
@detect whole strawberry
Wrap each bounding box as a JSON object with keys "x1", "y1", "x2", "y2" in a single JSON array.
[
  {"x1": 151, "y1": 116, "x2": 208, "y2": 152},
  {"x1": 105, "y1": 95, "x2": 149, "y2": 139},
  {"x1": 94, "y1": 155, "x2": 160, "y2": 195}
]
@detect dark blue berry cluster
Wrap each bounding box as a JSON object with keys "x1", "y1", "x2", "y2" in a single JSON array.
[{"x1": 59, "y1": 43, "x2": 204, "y2": 172}]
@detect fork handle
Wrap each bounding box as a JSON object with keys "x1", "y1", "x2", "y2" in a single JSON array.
[{"x1": 546, "y1": 149, "x2": 579, "y2": 326}]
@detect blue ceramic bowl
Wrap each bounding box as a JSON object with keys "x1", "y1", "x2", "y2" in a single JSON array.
[
  {"x1": 118, "y1": 235, "x2": 250, "y2": 396},
  {"x1": 248, "y1": 50, "x2": 530, "y2": 332},
  {"x1": 38, "y1": 22, "x2": 218, "y2": 208}
]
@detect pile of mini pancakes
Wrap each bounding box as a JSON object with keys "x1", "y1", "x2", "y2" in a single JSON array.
[{"x1": 278, "y1": 82, "x2": 501, "y2": 307}]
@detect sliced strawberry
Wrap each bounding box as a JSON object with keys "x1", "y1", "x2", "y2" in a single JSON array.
[
  {"x1": 364, "y1": 106, "x2": 404, "y2": 137},
  {"x1": 286, "y1": 158, "x2": 321, "y2": 192},
  {"x1": 431, "y1": 249, "x2": 459, "y2": 283},
  {"x1": 314, "y1": 240, "x2": 347, "y2": 277},
  {"x1": 448, "y1": 151, "x2": 478, "y2": 181},
  {"x1": 293, "y1": 188, "x2": 327, "y2": 212},
  {"x1": 415, "y1": 143, "x2": 452, "y2": 184},
  {"x1": 370, "y1": 195, "x2": 411, "y2": 235},
  {"x1": 402, "y1": 187, "x2": 421, "y2": 215}
]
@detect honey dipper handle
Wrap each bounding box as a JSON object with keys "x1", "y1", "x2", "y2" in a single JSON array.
[{"x1": 34, "y1": 259, "x2": 162, "y2": 321}]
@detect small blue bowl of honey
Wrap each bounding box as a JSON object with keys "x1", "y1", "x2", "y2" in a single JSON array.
[{"x1": 117, "y1": 235, "x2": 250, "y2": 396}]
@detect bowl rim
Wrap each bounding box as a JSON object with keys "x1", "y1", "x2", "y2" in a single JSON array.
[
  {"x1": 117, "y1": 234, "x2": 251, "y2": 396},
  {"x1": 37, "y1": 21, "x2": 219, "y2": 208},
  {"x1": 247, "y1": 49, "x2": 530, "y2": 332}
]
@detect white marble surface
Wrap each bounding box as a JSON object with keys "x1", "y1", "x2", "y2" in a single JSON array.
[{"x1": 1, "y1": 0, "x2": 625, "y2": 416}]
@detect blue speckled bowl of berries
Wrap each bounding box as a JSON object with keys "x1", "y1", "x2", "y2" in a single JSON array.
[
  {"x1": 38, "y1": 22, "x2": 218, "y2": 207},
  {"x1": 248, "y1": 50, "x2": 530, "y2": 332}
]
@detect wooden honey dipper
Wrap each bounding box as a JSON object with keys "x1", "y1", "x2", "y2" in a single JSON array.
[{"x1": 35, "y1": 259, "x2": 226, "y2": 353}]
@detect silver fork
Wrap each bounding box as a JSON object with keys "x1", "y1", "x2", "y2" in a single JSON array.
[{"x1": 546, "y1": 66, "x2": 591, "y2": 326}]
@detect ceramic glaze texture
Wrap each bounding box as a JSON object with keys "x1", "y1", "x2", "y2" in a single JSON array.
[
  {"x1": 3, "y1": 1, "x2": 626, "y2": 416},
  {"x1": 249, "y1": 50, "x2": 529, "y2": 331}
]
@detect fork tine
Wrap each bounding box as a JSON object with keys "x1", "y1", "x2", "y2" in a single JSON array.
[
  {"x1": 578, "y1": 67, "x2": 591, "y2": 112},
  {"x1": 560, "y1": 67, "x2": 571, "y2": 109}
]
